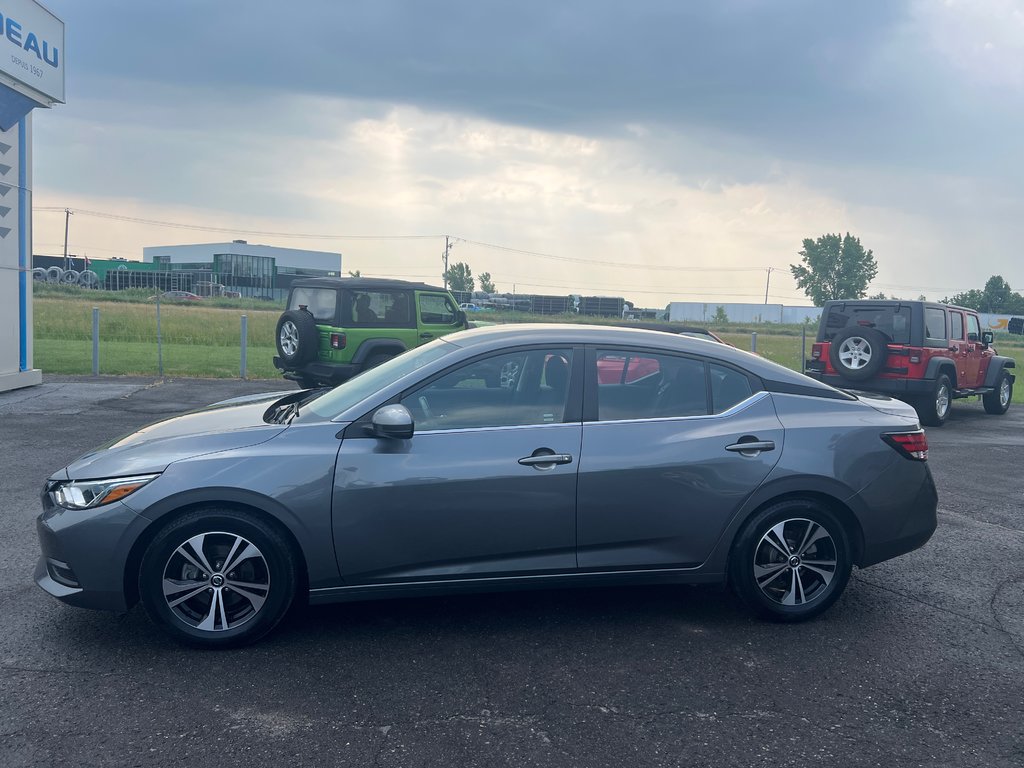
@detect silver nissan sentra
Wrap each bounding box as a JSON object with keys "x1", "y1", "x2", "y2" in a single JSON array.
[{"x1": 35, "y1": 324, "x2": 937, "y2": 648}]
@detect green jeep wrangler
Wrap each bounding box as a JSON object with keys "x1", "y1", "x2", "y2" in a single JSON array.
[{"x1": 273, "y1": 277, "x2": 468, "y2": 388}]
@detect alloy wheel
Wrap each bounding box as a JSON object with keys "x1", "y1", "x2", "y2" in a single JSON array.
[
  {"x1": 753, "y1": 518, "x2": 838, "y2": 606},
  {"x1": 837, "y1": 337, "x2": 872, "y2": 371},
  {"x1": 279, "y1": 320, "x2": 299, "y2": 356},
  {"x1": 162, "y1": 532, "x2": 270, "y2": 632}
]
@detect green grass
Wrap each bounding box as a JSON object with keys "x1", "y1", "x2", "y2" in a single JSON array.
[{"x1": 32, "y1": 291, "x2": 1024, "y2": 402}]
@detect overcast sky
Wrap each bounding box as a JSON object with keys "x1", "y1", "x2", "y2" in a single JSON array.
[{"x1": 31, "y1": 0, "x2": 1024, "y2": 306}]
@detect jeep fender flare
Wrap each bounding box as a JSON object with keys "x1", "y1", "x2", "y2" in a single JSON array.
[
  {"x1": 924, "y1": 357, "x2": 958, "y2": 387},
  {"x1": 984, "y1": 357, "x2": 1016, "y2": 388},
  {"x1": 351, "y1": 339, "x2": 409, "y2": 366}
]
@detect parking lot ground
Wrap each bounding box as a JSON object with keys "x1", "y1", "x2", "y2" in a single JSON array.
[{"x1": 1, "y1": 378, "x2": 1022, "y2": 767}]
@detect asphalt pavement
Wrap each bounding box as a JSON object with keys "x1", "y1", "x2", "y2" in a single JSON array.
[{"x1": 1, "y1": 376, "x2": 1022, "y2": 767}]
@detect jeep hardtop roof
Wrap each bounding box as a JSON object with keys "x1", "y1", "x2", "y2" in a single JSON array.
[
  {"x1": 821, "y1": 299, "x2": 976, "y2": 314},
  {"x1": 289, "y1": 277, "x2": 451, "y2": 293}
]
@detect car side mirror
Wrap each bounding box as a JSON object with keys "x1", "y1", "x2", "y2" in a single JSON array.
[
  {"x1": 456, "y1": 310, "x2": 467, "y2": 327},
  {"x1": 981, "y1": 331, "x2": 994, "y2": 345},
  {"x1": 370, "y1": 404, "x2": 415, "y2": 440}
]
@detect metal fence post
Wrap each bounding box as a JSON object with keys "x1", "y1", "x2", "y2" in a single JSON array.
[
  {"x1": 751, "y1": 332, "x2": 758, "y2": 354},
  {"x1": 92, "y1": 307, "x2": 99, "y2": 376},
  {"x1": 801, "y1": 324, "x2": 807, "y2": 372},
  {"x1": 156, "y1": 295, "x2": 164, "y2": 377},
  {"x1": 240, "y1": 314, "x2": 248, "y2": 380}
]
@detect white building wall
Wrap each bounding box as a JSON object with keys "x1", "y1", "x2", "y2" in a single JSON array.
[
  {"x1": 142, "y1": 242, "x2": 342, "y2": 272},
  {"x1": 667, "y1": 301, "x2": 822, "y2": 325}
]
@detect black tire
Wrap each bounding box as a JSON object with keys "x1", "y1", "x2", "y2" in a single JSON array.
[
  {"x1": 828, "y1": 327, "x2": 888, "y2": 381},
  {"x1": 916, "y1": 373, "x2": 952, "y2": 427},
  {"x1": 730, "y1": 500, "x2": 852, "y2": 622},
  {"x1": 983, "y1": 369, "x2": 1013, "y2": 415},
  {"x1": 139, "y1": 508, "x2": 298, "y2": 649},
  {"x1": 275, "y1": 310, "x2": 319, "y2": 367},
  {"x1": 295, "y1": 375, "x2": 321, "y2": 390}
]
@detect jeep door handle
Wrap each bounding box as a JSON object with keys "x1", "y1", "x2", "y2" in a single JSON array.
[
  {"x1": 725, "y1": 440, "x2": 775, "y2": 455},
  {"x1": 420, "y1": 332, "x2": 434, "y2": 340},
  {"x1": 518, "y1": 453, "x2": 573, "y2": 467}
]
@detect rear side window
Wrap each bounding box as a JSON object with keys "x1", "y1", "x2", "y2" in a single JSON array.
[
  {"x1": 822, "y1": 305, "x2": 911, "y2": 344},
  {"x1": 288, "y1": 288, "x2": 337, "y2": 323},
  {"x1": 950, "y1": 312, "x2": 964, "y2": 341},
  {"x1": 710, "y1": 364, "x2": 753, "y2": 413},
  {"x1": 347, "y1": 290, "x2": 412, "y2": 326},
  {"x1": 925, "y1": 308, "x2": 947, "y2": 340},
  {"x1": 596, "y1": 350, "x2": 708, "y2": 421}
]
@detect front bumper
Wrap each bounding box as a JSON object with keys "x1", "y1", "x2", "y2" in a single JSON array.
[{"x1": 35, "y1": 493, "x2": 151, "y2": 612}]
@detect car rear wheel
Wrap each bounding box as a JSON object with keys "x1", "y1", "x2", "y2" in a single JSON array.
[
  {"x1": 983, "y1": 369, "x2": 1012, "y2": 415},
  {"x1": 730, "y1": 501, "x2": 852, "y2": 622},
  {"x1": 139, "y1": 509, "x2": 298, "y2": 648},
  {"x1": 917, "y1": 374, "x2": 952, "y2": 426}
]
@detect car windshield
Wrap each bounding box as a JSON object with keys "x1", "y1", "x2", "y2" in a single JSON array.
[{"x1": 299, "y1": 339, "x2": 457, "y2": 421}]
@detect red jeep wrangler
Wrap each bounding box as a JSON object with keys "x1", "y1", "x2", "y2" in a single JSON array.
[{"x1": 805, "y1": 300, "x2": 1015, "y2": 426}]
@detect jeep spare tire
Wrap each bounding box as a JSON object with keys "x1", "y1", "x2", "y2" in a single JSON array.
[
  {"x1": 276, "y1": 309, "x2": 319, "y2": 367},
  {"x1": 829, "y1": 326, "x2": 888, "y2": 381}
]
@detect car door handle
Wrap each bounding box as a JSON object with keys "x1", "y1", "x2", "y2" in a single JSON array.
[
  {"x1": 518, "y1": 453, "x2": 573, "y2": 467},
  {"x1": 420, "y1": 332, "x2": 434, "y2": 339},
  {"x1": 725, "y1": 440, "x2": 775, "y2": 455}
]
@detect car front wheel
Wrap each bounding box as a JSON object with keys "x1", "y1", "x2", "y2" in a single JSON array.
[
  {"x1": 139, "y1": 509, "x2": 298, "y2": 648},
  {"x1": 983, "y1": 369, "x2": 1013, "y2": 415},
  {"x1": 730, "y1": 501, "x2": 852, "y2": 622}
]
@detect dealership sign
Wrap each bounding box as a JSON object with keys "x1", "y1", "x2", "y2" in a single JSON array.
[{"x1": 0, "y1": 0, "x2": 64, "y2": 104}]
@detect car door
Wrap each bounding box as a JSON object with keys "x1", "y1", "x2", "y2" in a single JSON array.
[
  {"x1": 418, "y1": 292, "x2": 464, "y2": 344},
  {"x1": 577, "y1": 347, "x2": 784, "y2": 570},
  {"x1": 332, "y1": 346, "x2": 582, "y2": 583},
  {"x1": 962, "y1": 312, "x2": 985, "y2": 387}
]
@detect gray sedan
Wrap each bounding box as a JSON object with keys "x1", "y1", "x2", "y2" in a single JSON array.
[{"x1": 35, "y1": 325, "x2": 937, "y2": 647}]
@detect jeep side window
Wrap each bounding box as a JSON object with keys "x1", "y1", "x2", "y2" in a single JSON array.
[
  {"x1": 289, "y1": 287, "x2": 337, "y2": 323},
  {"x1": 950, "y1": 311, "x2": 964, "y2": 341},
  {"x1": 966, "y1": 314, "x2": 981, "y2": 342},
  {"x1": 420, "y1": 294, "x2": 457, "y2": 325},
  {"x1": 925, "y1": 308, "x2": 946, "y2": 341}
]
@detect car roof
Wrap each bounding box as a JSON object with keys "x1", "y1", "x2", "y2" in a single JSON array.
[
  {"x1": 439, "y1": 323, "x2": 843, "y2": 396},
  {"x1": 290, "y1": 277, "x2": 450, "y2": 293}
]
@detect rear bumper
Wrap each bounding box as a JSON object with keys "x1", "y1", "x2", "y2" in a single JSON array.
[
  {"x1": 855, "y1": 461, "x2": 938, "y2": 568},
  {"x1": 273, "y1": 357, "x2": 358, "y2": 386},
  {"x1": 804, "y1": 367, "x2": 935, "y2": 396}
]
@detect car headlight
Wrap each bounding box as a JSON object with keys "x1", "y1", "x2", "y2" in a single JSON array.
[{"x1": 51, "y1": 474, "x2": 159, "y2": 510}]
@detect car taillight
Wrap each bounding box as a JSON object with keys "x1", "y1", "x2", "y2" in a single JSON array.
[
  {"x1": 908, "y1": 348, "x2": 922, "y2": 364},
  {"x1": 883, "y1": 431, "x2": 928, "y2": 461},
  {"x1": 811, "y1": 343, "x2": 822, "y2": 360},
  {"x1": 330, "y1": 333, "x2": 346, "y2": 349}
]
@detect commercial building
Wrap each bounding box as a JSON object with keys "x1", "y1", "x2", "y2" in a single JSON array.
[
  {"x1": 0, "y1": 0, "x2": 64, "y2": 392},
  {"x1": 139, "y1": 241, "x2": 343, "y2": 299}
]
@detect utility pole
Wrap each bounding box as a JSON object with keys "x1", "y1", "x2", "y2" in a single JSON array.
[
  {"x1": 442, "y1": 236, "x2": 451, "y2": 290},
  {"x1": 764, "y1": 267, "x2": 773, "y2": 304},
  {"x1": 63, "y1": 208, "x2": 73, "y2": 270}
]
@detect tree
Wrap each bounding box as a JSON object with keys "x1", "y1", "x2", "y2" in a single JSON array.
[
  {"x1": 444, "y1": 262, "x2": 474, "y2": 292},
  {"x1": 790, "y1": 233, "x2": 878, "y2": 306},
  {"x1": 982, "y1": 275, "x2": 1012, "y2": 313},
  {"x1": 712, "y1": 305, "x2": 729, "y2": 324},
  {"x1": 478, "y1": 272, "x2": 495, "y2": 293},
  {"x1": 868, "y1": 291, "x2": 888, "y2": 300},
  {"x1": 347, "y1": 269, "x2": 361, "y2": 278}
]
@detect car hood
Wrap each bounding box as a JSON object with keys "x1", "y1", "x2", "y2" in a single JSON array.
[{"x1": 62, "y1": 396, "x2": 292, "y2": 480}]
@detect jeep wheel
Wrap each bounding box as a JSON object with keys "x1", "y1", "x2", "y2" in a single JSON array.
[
  {"x1": 829, "y1": 327, "x2": 888, "y2": 381},
  {"x1": 364, "y1": 353, "x2": 394, "y2": 370},
  {"x1": 917, "y1": 374, "x2": 952, "y2": 427},
  {"x1": 983, "y1": 369, "x2": 1013, "y2": 415},
  {"x1": 275, "y1": 310, "x2": 319, "y2": 367}
]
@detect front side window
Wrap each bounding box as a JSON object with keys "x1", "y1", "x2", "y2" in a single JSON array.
[
  {"x1": 966, "y1": 314, "x2": 981, "y2": 341},
  {"x1": 288, "y1": 288, "x2": 337, "y2": 324},
  {"x1": 596, "y1": 350, "x2": 708, "y2": 421},
  {"x1": 419, "y1": 294, "x2": 457, "y2": 325},
  {"x1": 401, "y1": 348, "x2": 574, "y2": 430},
  {"x1": 925, "y1": 308, "x2": 947, "y2": 340}
]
